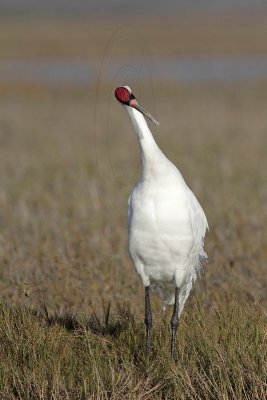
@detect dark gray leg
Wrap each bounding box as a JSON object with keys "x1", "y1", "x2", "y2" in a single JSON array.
[
  {"x1": 144, "y1": 286, "x2": 152, "y2": 356},
  {"x1": 170, "y1": 286, "x2": 180, "y2": 359}
]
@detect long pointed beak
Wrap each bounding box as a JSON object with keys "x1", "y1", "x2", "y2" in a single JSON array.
[{"x1": 130, "y1": 99, "x2": 159, "y2": 126}]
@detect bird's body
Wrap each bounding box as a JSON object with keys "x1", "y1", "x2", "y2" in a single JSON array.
[
  {"x1": 114, "y1": 86, "x2": 208, "y2": 357},
  {"x1": 127, "y1": 106, "x2": 208, "y2": 313}
]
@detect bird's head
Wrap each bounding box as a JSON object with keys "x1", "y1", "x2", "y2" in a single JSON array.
[{"x1": 115, "y1": 86, "x2": 159, "y2": 126}]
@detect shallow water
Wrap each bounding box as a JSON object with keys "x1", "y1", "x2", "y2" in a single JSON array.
[{"x1": 1, "y1": 56, "x2": 267, "y2": 85}]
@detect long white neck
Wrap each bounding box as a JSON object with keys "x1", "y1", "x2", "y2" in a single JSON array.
[
  {"x1": 125, "y1": 105, "x2": 162, "y2": 169},
  {"x1": 125, "y1": 105, "x2": 183, "y2": 185}
]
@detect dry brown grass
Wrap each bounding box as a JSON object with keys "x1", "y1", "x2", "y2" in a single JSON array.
[
  {"x1": 0, "y1": 81, "x2": 266, "y2": 310},
  {"x1": 0, "y1": 81, "x2": 266, "y2": 399},
  {"x1": 1, "y1": 13, "x2": 267, "y2": 59},
  {"x1": 0, "y1": 14, "x2": 266, "y2": 399}
]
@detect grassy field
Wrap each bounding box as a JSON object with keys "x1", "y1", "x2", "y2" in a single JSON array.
[
  {"x1": 0, "y1": 14, "x2": 267, "y2": 400},
  {"x1": 2, "y1": 13, "x2": 267, "y2": 59}
]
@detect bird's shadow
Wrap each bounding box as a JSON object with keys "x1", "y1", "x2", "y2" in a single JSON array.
[{"x1": 37, "y1": 302, "x2": 134, "y2": 338}]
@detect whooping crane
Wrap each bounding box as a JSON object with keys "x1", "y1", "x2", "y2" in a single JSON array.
[{"x1": 115, "y1": 86, "x2": 208, "y2": 358}]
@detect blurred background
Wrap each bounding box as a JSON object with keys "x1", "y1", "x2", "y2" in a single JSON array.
[{"x1": 0, "y1": 1, "x2": 266, "y2": 314}]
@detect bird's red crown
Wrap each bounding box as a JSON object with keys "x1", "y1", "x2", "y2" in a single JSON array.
[{"x1": 115, "y1": 86, "x2": 131, "y2": 104}]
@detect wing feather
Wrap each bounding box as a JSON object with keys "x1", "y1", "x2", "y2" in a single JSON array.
[{"x1": 186, "y1": 188, "x2": 209, "y2": 268}]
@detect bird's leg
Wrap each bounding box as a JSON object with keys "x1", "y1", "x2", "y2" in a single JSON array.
[
  {"x1": 170, "y1": 286, "x2": 180, "y2": 359},
  {"x1": 144, "y1": 286, "x2": 152, "y2": 357}
]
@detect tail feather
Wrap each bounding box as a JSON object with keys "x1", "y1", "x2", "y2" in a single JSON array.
[
  {"x1": 151, "y1": 272, "x2": 198, "y2": 315},
  {"x1": 151, "y1": 249, "x2": 207, "y2": 313},
  {"x1": 150, "y1": 280, "x2": 175, "y2": 310}
]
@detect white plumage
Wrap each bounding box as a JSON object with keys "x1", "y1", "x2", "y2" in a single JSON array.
[
  {"x1": 115, "y1": 85, "x2": 208, "y2": 356},
  {"x1": 126, "y1": 105, "x2": 208, "y2": 314}
]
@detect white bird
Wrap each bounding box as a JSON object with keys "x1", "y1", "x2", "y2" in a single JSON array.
[{"x1": 115, "y1": 86, "x2": 208, "y2": 357}]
